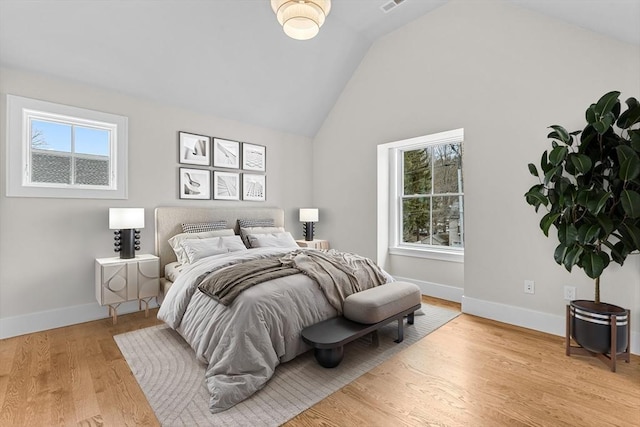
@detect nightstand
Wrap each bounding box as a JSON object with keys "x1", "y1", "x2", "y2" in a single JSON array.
[
  {"x1": 95, "y1": 254, "x2": 159, "y2": 324},
  {"x1": 296, "y1": 239, "x2": 330, "y2": 250}
]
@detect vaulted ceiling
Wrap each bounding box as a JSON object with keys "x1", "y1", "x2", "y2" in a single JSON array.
[{"x1": 1, "y1": 0, "x2": 638, "y2": 137}]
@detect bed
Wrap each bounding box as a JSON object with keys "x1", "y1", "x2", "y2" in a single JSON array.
[{"x1": 154, "y1": 206, "x2": 391, "y2": 413}]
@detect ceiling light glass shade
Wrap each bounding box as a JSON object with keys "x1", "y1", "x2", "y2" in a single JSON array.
[
  {"x1": 271, "y1": 0, "x2": 331, "y2": 40},
  {"x1": 109, "y1": 208, "x2": 145, "y2": 229},
  {"x1": 299, "y1": 208, "x2": 319, "y2": 222}
]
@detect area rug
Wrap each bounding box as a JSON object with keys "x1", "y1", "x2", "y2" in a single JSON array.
[{"x1": 114, "y1": 304, "x2": 459, "y2": 427}]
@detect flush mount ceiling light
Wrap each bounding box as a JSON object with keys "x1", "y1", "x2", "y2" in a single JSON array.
[{"x1": 271, "y1": 0, "x2": 332, "y2": 40}]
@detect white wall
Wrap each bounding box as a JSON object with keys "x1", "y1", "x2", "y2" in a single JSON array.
[
  {"x1": 312, "y1": 0, "x2": 640, "y2": 351},
  {"x1": 0, "y1": 67, "x2": 313, "y2": 338}
]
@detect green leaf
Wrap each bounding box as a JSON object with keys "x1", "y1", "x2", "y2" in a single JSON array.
[
  {"x1": 593, "y1": 112, "x2": 615, "y2": 135},
  {"x1": 527, "y1": 163, "x2": 539, "y2": 177},
  {"x1": 581, "y1": 250, "x2": 610, "y2": 279},
  {"x1": 610, "y1": 241, "x2": 629, "y2": 265},
  {"x1": 619, "y1": 156, "x2": 640, "y2": 181},
  {"x1": 558, "y1": 223, "x2": 578, "y2": 244},
  {"x1": 540, "y1": 151, "x2": 551, "y2": 173},
  {"x1": 594, "y1": 91, "x2": 621, "y2": 116},
  {"x1": 580, "y1": 125, "x2": 597, "y2": 148},
  {"x1": 596, "y1": 214, "x2": 614, "y2": 236},
  {"x1": 554, "y1": 244, "x2": 568, "y2": 265},
  {"x1": 563, "y1": 245, "x2": 584, "y2": 272},
  {"x1": 540, "y1": 213, "x2": 560, "y2": 237},
  {"x1": 569, "y1": 154, "x2": 592, "y2": 174},
  {"x1": 617, "y1": 103, "x2": 640, "y2": 129},
  {"x1": 586, "y1": 191, "x2": 611, "y2": 215},
  {"x1": 548, "y1": 125, "x2": 570, "y2": 144},
  {"x1": 630, "y1": 130, "x2": 640, "y2": 152},
  {"x1": 617, "y1": 145, "x2": 640, "y2": 181},
  {"x1": 544, "y1": 166, "x2": 561, "y2": 185},
  {"x1": 618, "y1": 222, "x2": 640, "y2": 252},
  {"x1": 624, "y1": 97, "x2": 640, "y2": 109},
  {"x1": 577, "y1": 223, "x2": 601, "y2": 244},
  {"x1": 586, "y1": 104, "x2": 597, "y2": 124},
  {"x1": 621, "y1": 190, "x2": 640, "y2": 218},
  {"x1": 525, "y1": 186, "x2": 548, "y2": 210},
  {"x1": 616, "y1": 145, "x2": 637, "y2": 163},
  {"x1": 577, "y1": 189, "x2": 589, "y2": 207},
  {"x1": 549, "y1": 146, "x2": 568, "y2": 166}
]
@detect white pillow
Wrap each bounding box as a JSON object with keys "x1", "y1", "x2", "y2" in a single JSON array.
[
  {"x1": 219, "y1": 235, "x2": 249, "y2": 252},
  {"x1": 181, "y1": 235, "x2": 248, "y2": 264},
  {"x1": 240, "y1": 226, "x2": 285, "y2": 247},
  {"x1": 247, "y1": 231, "x2": 298, "y2": 249},
  {"x1": 168, "y1": 229, "x2": 235, "y2": 264},
  {"x1": 181, "y1": 239, "x2": 228, "y2": 264}
]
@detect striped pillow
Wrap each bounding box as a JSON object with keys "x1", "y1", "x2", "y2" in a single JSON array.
[
  {"x1": 237, "y1": 218, "x2": 275, "y2": 228},
  {"x1": 182, "y1": 221, "x2": 228, "y2": 233}
]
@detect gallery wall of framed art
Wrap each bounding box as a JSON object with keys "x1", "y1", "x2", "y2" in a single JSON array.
[{"x1": 176, "y1": 131, "x2": 266, "y2": 201}]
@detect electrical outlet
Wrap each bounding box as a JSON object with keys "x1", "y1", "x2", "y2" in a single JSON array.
[
  {"x1": 564, "y1": 286, "x2": 576, "y2": 301},
  {"x1": 524, "y1": 280, "x2": 535, "y2": 294}
]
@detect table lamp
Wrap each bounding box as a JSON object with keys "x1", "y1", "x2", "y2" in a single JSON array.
[
  {"x1": 299, "y1": 208, "x2": 319, "y2": 241},
  {"x1": 109, "y1": 208, "x2": 144, "y2": 259}
]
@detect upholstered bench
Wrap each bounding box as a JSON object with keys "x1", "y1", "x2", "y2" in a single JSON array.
[{"x1": 301, "y1": 281, "x2": 421, "y2": 368}]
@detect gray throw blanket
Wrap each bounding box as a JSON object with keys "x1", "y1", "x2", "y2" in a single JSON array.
[
  {"x1": 281, "y1": 249, "x2": 388, "y2": 314},
  {"x1": 198, "y1": 249, "x2": 388, "y2": 312},
  {"x1": 198, "y1": 256, "x2": 300, "y2": 305}
]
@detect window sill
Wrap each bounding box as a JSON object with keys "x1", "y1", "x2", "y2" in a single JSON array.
[{"x1": 389, "y1": 246, "x2": 464, "y2": 263}]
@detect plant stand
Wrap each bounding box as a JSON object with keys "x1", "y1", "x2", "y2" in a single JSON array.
[{"x1": 565, "y1": 305, "x2": 631, "y2": 372}]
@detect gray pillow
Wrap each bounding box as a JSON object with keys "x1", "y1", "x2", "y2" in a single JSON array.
[
  {"x1": 182, "y1": 221, "x2": 228, "y2": 233},
  {"x1": 237, "y1": 218, "x2": 275, "y2": 228}
]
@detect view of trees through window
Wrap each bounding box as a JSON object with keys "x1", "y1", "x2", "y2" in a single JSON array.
[{"x1": 402, "y1": 143, "x2": 463, "y2": 248}]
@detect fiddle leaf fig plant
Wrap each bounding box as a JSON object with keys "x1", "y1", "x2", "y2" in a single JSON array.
[{"x1": 525, "y1": 91, "x2": 640, "y2": 304}]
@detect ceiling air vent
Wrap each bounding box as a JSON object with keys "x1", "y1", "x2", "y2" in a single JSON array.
[{"x1": 380, "y1": 0, "x2": 406, "y2": 13}]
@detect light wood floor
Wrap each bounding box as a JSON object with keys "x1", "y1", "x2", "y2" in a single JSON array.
[{"x1": 1, "y1": 297, "x2": 638, "y2": 426}]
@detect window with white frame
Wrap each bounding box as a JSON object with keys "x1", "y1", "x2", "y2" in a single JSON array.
[
  {"x1": 6, "y1": 95, "x2": 128, "y2": 199},
  {"x1": 387, "y1": 129, "x2": 464, "y2": 261}
]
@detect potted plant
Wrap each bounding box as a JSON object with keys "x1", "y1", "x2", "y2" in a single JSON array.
[{"x1": 525, "y1": 91, "x2": 640, "y2": 365}]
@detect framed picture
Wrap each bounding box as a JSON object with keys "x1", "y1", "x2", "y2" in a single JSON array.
[
  {"x1": 242, "y1": 173, "x2": 266, "y2": 201},
  {"x1": 242, "y1": 143, "x2": 266, "y2": 171},
  {"x1": 213, "y1": 171, "x2": 240, "y2": 200},
  {"x1": 179, "y1": 132, "x2": 210, "y2": 166},
  {"x1": 179, "y1": 168, "x2": 211, "y2": 200},
  {"x1": 213, "y1": 138, "x2": 240, "y2": 169}
]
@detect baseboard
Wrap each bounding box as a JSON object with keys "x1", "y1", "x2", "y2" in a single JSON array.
[
  {"x1": 393, "y1": 276, "x2": 464, "y2": 303},
  {"x1": 0, "y1": 299, "x2": 160, "y2": 340},
  {"x1": 461, "y1": 296, "x2": 640, "y2": 356}
]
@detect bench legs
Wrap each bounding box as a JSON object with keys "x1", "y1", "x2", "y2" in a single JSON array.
[
  {"x1": 394, "y1": 311, "x2": 415, "y2": 343},
  {"x1": 314, "y1": 346, "x2": 344, "y2": 368},
  {"x1": 310, "y1": 308, "x2": 418, "y2": 368}
]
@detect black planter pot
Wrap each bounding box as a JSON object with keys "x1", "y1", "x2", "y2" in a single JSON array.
[{"x1": 570, "y1": 300, "x2": 628, "y2": 354}]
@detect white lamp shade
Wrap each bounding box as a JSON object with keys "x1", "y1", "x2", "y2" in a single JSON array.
[
  {"x1": 271, "y1": 0, "x2": 331, "y2": 40},
  {"x1": 299, "y1": 208, "x2": 319, "y2": 222},
  {"x1": 109, "y1": 208, "x2": 145, "y2": 229}
]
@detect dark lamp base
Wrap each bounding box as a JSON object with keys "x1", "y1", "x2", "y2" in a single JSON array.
[
  {"x1": 114, "y1": 228, "x2": 141, "y2": 259},
  {"x1": 303, "y1": 222, "x2": 315, "y2": 241}
]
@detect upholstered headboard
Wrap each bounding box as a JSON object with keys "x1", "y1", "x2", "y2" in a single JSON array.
[{"x1": 154, "y1": 206, "x2": 285, "y2": 277}]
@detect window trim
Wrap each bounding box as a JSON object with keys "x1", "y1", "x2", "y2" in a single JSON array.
[
  {"x1": 384, "y1": 128, "x2": 464, "y2": 263},
  {"x1": 6, "y1": 94, "x2": 128, "y2": 199}
]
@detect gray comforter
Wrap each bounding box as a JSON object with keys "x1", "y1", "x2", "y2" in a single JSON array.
[{"x1": 157, "y1": 247, "x2": 392, "y2": 413}]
